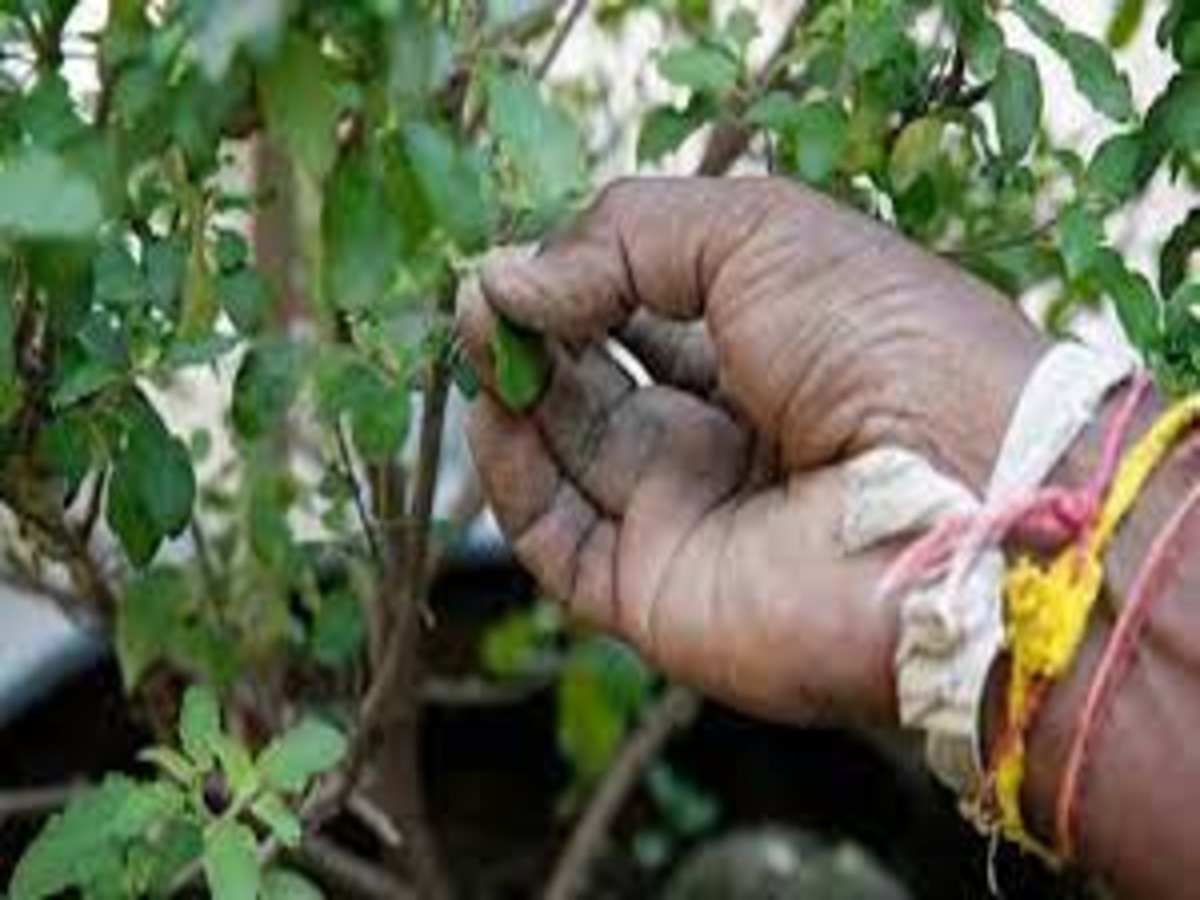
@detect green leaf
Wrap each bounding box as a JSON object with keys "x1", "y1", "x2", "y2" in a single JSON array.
[
  {"x1": 214, "y1": 734, "x2": 260, "y2": 799},
  {"x1": 218, "y1": 269, "x2": 271, "y2": 334},
  {"x1": 1144, "y1": 71, "x2": 1200, "y2": 161},
  {"x1": 1012, "y1": 0, "x2": 1134, "y2": 122},
  {"x1": 845, "y1": 0, "x2": 907, "y2": 73},
  {"x1": 251, "y1": 793, "x2": 302, "y2": 847},
  {"x1": 316, "y1": 351, "x2": 411, "y2": 462},
  {"x1": 658, "y1": 44, "x2": 739, "y2": 93},
  {"x1": 1055, "y1": 202, "x2": 1105, "y2": 281},
  {"x1": 323, "y1": 150, "x2": 403, "y2": 313},
  {"x1": 9, "y1": 776, "x2": 154, "y2": 900},
  {"x1": 51, "y1": 358, "x2": 126, "y2": 410},
  {"x1": 637, "y1": 101, "x2": 710, "y2": 165},
  {"x1": 786, "y1": 99, "x2": 848, "y2": 186},
  {"x1": 309, "y1": 590, "x2": 366, "y2": 669},
  {"x1": 180, "y1": 684, "x2": 223, "y2": 768},
  {"x1": 232, "y1": 339, "x2": 303, "y2": 440},
  {"x1": 889, "y1": 116, "x2": 943, "y2": 193},
  {"x1": 263, "y1": 868, "x2": 324, "y2": 900},
  {"x1": 1095, "y1": 249, "x2": 1161, "y2": 352},
  {"x1": 991, "y1": 49, "x2": 1042, "y2": 162},
  {"x1": 1105, "y1": 0, "x2": 1145, "y2": 49},
  {"x1": 257, "y1": 718, "x2": 347, "y2": 793},
  {"x1": 1087, "y1": 131, "x2": 1144, "y2": 204},
  {"x1": 203, "y1": 821, "x2": 260, "y2": 900},
  {"x1": 0, "y1": 150, "x2": 103, "y2": 239},
  {"x1": 1160, "y1": 209, "x2": 1200, "y2": 298},
  {"x1": 259, "y1": 33, "x2": 347, "y2": 181},
  {"x1": 93, "y1": 239, "x2": 145, "y2": 307},
  {"x1": 487, "y1": 70, "x2": 587, "y2": 212},
  {"x1": 191, "y1": 0, "x2": 288, "y2": 81},
  {"x1": 490, "y1": 317, "x2": 550, "y2": 412},
  {"x1": 403, "y1": 121, "x2": 496, "y2": 251},
  {"x1": 140, "y1": 746, "x2": 199, "y2": 785},
  {"x1": 107, "y1": 412, "x2": 195, "y2": 564},
  {"x1": 116, "y1": 566, "x2": 191, "y2": 691},
  {"x1": 556, "y1": 639, "x2": 650, "y2": 782},
  {"x1": 145, "y1": 234, "x2": 188, "y2": 315}
]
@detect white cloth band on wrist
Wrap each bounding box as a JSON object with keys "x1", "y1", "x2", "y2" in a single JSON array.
[{"x1": 840, "y1": 341, "x2": 1135, "y2": 798}]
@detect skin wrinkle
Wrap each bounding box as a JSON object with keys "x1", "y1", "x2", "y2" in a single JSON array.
[
  {"x1": 772, "y1": 280, "x2": 921, "y2": 467},
  {"x1": 712, "y1": 489, "x2": 757, "y2": 709},
  {"x1": 565, "y1": 506, "x2": 604, "y2": 619}
]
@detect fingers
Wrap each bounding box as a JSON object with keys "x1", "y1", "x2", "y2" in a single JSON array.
[
  {"x1": 616, "y1": 311, "x2": 718, "y2": 396},
  {"x1": 465, "y1": 395, "x2": 617, "y2": 628},
  {"x1": 480, "y1": 178, "x2": 790, "y2": 341}
]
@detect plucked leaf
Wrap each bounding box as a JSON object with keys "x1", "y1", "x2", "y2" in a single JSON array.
[{"x1": 490, "y1": 317, "x2": 550, "y2": 412}]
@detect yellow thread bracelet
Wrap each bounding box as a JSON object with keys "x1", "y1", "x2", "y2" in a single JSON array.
[{"x1": 991, "y1": 394, "x2": 1200, "y2": 855}]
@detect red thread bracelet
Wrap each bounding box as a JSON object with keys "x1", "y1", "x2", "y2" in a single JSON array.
[{"x1": 1054, "y1": 478, "x2": 1200, "y2": 858}]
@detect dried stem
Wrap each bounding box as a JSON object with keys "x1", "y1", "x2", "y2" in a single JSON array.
[
  {"x1": 335, "y1": 422, "x2": 383, "y2": 565},
  {"x1": 542, "y1": 687, "x2": 701, "y2": 900}
]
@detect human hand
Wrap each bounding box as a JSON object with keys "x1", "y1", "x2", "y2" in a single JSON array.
[{"x1": 459, "y1": 177, "x2": 1043, "y2": 726}]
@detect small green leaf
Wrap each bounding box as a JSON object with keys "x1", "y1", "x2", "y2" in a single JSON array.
[
  {"x1": 214, "y1": 734, "x2": 260, "y2": 799},
  {"x1": 232, "y1": 339, "x2": 303, "y2": 440},
  {"x1": 992, "y1": 49, "x2": 1042, "y2": 161},
  {"x1": 657, "y1": 44, "x2": 739, "y2": 94},
  {"x1": 140, "y1": 746, "x2": 198, "y2": 785},
  {"x1": 323, "y1": 150, "x2": 403, "y2": 313},
  {"x1": 487, "y1": 70, "x2": 587, "y2": 212},
  {"x1": 0, "y1": 150, "x2": 103, "y2": 239},
  {"x1": 218, "y1": 268, "x2": 271, "y2": 334},
  {"x1": 309, "y1": 590, "x2": 366, "y2": 669},
  {"x1": 1087, "y1": 131, "x2": 1144, "y2": 204},
  {"x1": 180, "y1": 684, "x2": 223, "y2": 768},
  {"x1": 403, "y1": 121, "x2": 496, "y2": 251},
  {"x1": 1144, "y1": 71, "x2": 1200, "y2": 161},
  {"x1": 204, "y1": 820, "x2": 260, "y2": 900},
  {"x1": 1160, "y1": 209, "x2": 1200, "y2": 298},
  {"x1": 51, "y1": 358, "x2": 125, "y2": 410},
  {"x1": 1012, "y1": 0, "x2": 1134, "y2": 122},
  {"x1": 251, "y1": 793, "x2": 302, "y2": 847},
  {"x1": 1106, "y1": 0, "x2": 1145, "y2": 49},
  {"x1": 93, "y1": 240, "x2": 145, "y2": 307},
  {"x1": 889, "y1": 116, "x2": 943, "y2": 193},
  {"x1": 637, "y1": 102, "x2": 709, "y2": 164},
  {"x1": 116, "y1": 566, "x2": 191, "y2": 691},
  {"x1": 316, "y1": 351, "x2": 411, "y2": 462},
  {"x1": 1095, "y1": 249, "x2": 1161, "y2": 352},
  {"x1": 257, "y1": 718, "x2": 348, "y2": 794},
  {"x1": 259, "y1": 33, "x2": 348, "y2": 180},
  {"x1": 490, "y1": 317, "x2": 550, "y2": 412},
  {"x1": 1055, "y1": 202, "x2": 1105, "y2": 281},
  {"x1": 262, "y1": 868, "x2": 324, "y2": 900},
  {"x1": 845, "y1": 0, "x2": 907, "y2": 73}
]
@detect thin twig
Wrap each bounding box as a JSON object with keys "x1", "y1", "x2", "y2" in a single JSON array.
[
  {"x1": 335, "y1": 423, "x2": 383, "y2": 564},
  {"x1": 535, "y1": 0, "x2": 588, "y2": 80},
  {"x1": 696, "y1": 1, "x2": 811, "y2": 176},
  {"x1": 0, "y1": 782, "x2": 86, "y2": 821},
  {"x1": 295, "y1": 834, "x2": 416, "y2": 900},
  {"x1": 542, "y1": 686, "x2": 701, "y2": 900},
  {"x1": 942, "y1": 213, "x2": 1061, "y2": 260}
]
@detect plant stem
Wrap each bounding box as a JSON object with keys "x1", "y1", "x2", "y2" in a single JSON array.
[
  {"x1": 535, "y1": 0, "x2": 588, "y2": 80},
  {"x1": 542, "y1": 686, "x2": 701, "y2": 900},
  {"x1": 335, "y1": 422, "x2": 383, "y2": 564}
]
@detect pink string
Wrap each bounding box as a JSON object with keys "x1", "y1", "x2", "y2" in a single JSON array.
[
  {"x1": 879, "y1": 373, "x2": 1151, "y2": 600},
  {"x1": 1054, "y1": 478, "x2": 1200, "y2": 858}
]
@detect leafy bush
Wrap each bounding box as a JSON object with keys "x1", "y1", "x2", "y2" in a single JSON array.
[{"x1": 0, "y1": 0, "x2": 1196, "y2": 897}]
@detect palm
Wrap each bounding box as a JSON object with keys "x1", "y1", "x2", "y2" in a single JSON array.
[{"x1": 463, "y1": 177, "x2": 1041, "y2": 725}]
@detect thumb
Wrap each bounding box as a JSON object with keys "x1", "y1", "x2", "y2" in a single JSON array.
[{"x1": 480, "y1": 177, "x2": 793, "y2": 342}]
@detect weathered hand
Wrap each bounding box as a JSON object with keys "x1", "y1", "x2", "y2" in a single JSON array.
[{"x1": 459, "y1": 177, "x2": 1043, "y2": 726}]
